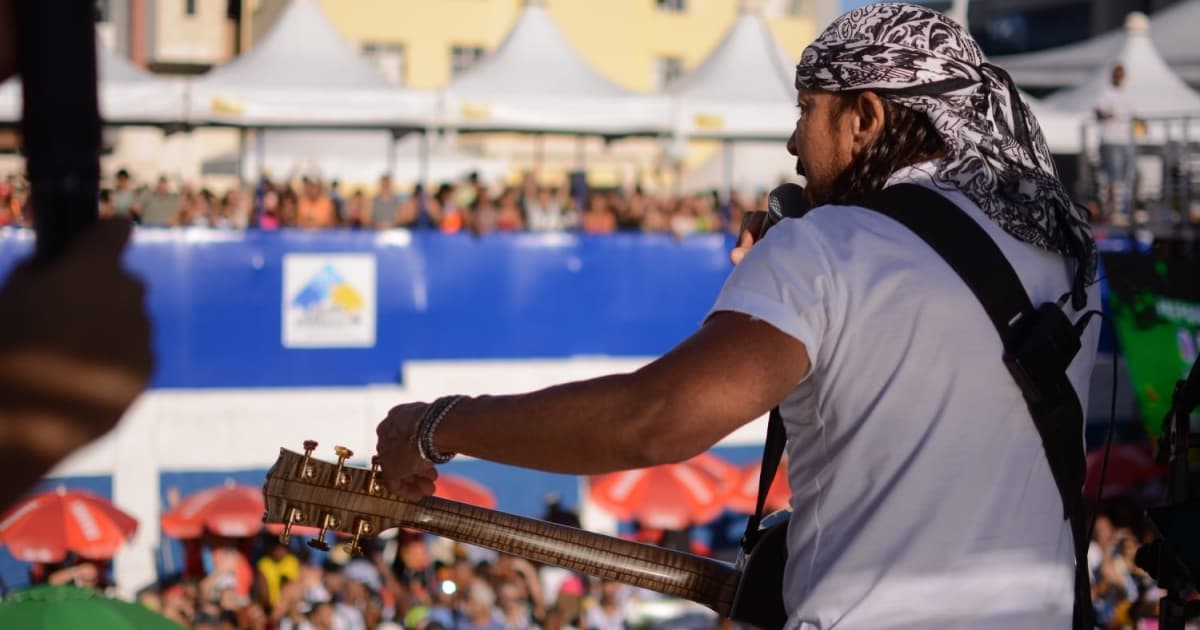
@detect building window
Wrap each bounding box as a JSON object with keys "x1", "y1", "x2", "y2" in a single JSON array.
[
  {"x1": 185, "y1": 0, "x2": 197, "y2": 16},
  {"x1": 656, "y1": 0, "x2": 686, "y2": 12},
  {"x1": 654, "y1": 56, "x2": 684, "y2": 90},
  {"x1": 786, "y1": 0, "x2": 807, "y2": 16},
  {"x1": 450, "y1": 45, "x2": 485, "y2": 78},
  {"x1": 363, "y1": 43, "x2": 407, "y2": 86}
]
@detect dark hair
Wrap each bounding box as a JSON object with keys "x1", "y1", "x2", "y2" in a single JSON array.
[{"x1": 821, "y1": 93, "x2": 945, "y2": 207}]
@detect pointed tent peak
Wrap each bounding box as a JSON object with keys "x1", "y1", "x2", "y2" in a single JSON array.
[
  {"x1": 1125, "y1": 11, "x2": 1150, "y2": 36},
  {"x1": 1044, "y1": 17, "x2": 1200, "y2": 117},
  {"x1": 739, "y1": 0, "x2": 763, "y2": 14},
  {"x1": 98, "y1": 42, "x2": 155, "y2": 83},
  {"x1": 670, "y1": 10, "x2": 795, "y2": 103},
  {"x1": 201, "y1": 0, "x2": 389, "y2": 89},
  {"x1": 449, "y1": 3, "x2": 630, "y2": 98}
]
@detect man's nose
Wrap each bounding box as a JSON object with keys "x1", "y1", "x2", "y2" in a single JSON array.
[{"x1": 786, "y1": 131, "x2": 798, "y2": 156}]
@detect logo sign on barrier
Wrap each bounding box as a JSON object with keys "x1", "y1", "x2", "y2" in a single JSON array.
[{"x1": 282, "y1": 254, "x2": 377, "y2": 348}]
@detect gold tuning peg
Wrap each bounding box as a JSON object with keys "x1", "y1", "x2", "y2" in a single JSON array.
[
  {"x1": 333, "y1": 446, "x2": 353, "y2": 487},
  {"x1": 278, "y1": 507, "x2": 301, "y2": 545},
  {"x1": 307, "y1": 513, "x2": 336, "y2": 551},
  {"x1": 367, "y1": 456, "x2": 382, "y2": 495},
  {"x1": 300, "y1": 440, "x2": 318, "y2": 479},
  {"x1": 343, "y1": 518, "x2": 373, "y2": 557}
]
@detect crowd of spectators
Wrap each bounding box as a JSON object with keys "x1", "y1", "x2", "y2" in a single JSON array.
[
  {"x1": 24, "y1": 498, "x2": 701, "y2": 630},
  {"x1": 0, "y1": 169, "x2": 771, "y2": 239},
  {"x1": 24, "y1": 498, "x2": 1171, "y2": 630}
]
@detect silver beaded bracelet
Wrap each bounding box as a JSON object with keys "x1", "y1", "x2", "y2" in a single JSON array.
[{"x1": 416, "y1": 395, "x2": 466, "y2": 464}]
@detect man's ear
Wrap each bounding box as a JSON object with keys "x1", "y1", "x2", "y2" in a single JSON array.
[{"x1": 851, "y1": 91, "x2": 887, "y2": 152}]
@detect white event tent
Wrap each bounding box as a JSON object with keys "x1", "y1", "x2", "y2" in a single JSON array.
[
  {"x1": 200, "y1": 129, "x2": 507, "y2": 187},
  {"x1": 438, "y1": 1, "x2": 668, "y2": 136},
  {"x1": 0, "y1": 40, "x2": 187, "y2": 125},
  {"x1": 1022, "y1": 93, "x2": 1088, "y2": 155},
  {"x1": 680, "y1": 142, "x2": 798, "y2": 195},
  {"x1": 187, "y1": 0, "x2": 435, "y2": 129},
  {"x1": 668, "y1": 4, "x2": 797, "y2": 141},
  {"x1": 993, "y1": 0, "x2": 1200, "y2": 90},
  {"x1": 1043, "y1": 14, "x2": 1200, "y2": 118},
  {"x1": 1039, "y1": 12, "x2": 1200, "y2": 149}
]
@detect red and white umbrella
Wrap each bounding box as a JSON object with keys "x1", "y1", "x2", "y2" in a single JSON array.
[
  {"x1": 434, "y1": 474, "x2": 497, "y2": 509},
  {"x1": 0, "y1": 487, "x2": 138, "y2": 562},
  {"x1": 161, "y1": 481, "x2": 265, "y2": 539},
  {"x1": 687, "y1": 453, "x2": 741, "y2": 494},
  {"x1": 727, "y1": 457, "x2": 791, "y2": 515},
  {"x1": 589, "y1": 454, "x2": 734, "y2": 529},
  {"x1": 1085, "y1": 443, "x2": 1165, "y2": 499}
]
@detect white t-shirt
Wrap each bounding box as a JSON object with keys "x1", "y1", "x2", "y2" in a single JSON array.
[
  {"x1": 709, "y1": 163, "x2": 1100, "y2": 630},
  {"x1": 1095, "y1": 85, "x2": 1134, "y2": 146}
]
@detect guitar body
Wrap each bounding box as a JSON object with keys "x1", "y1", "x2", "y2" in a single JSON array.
[{"x1": 729, "y1": 516, "x2": 790, "y2": 630}]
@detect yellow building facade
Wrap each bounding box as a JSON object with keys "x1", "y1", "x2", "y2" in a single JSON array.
[{"x1": 263, "y1": 0, "x2": 817, "y2": 92}]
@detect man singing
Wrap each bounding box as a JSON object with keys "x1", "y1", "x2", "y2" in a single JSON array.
[{"x1": 375, "y1": 4, "x2": 1100, "y2": 628}]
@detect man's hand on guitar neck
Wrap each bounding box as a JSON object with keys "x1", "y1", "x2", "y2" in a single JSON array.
[{"x1": 375, "y1": 401, "x2": 441, "y2": 501}]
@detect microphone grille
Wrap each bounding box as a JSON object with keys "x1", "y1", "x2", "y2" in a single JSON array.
[{"x1": 768, "y1": 193, "x2": 784, "y2": 220}]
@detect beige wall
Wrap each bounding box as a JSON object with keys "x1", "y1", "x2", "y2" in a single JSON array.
[{"x1": 152, "y1": 0, "x2": 234, "y2": 64}]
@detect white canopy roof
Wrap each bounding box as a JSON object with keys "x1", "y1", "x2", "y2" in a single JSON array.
[
  {"x1": 0, "y1": 40, "x2": 187, "y2": 125},
  {"x1": 680, "y1": 141, "x2": 799, "y2": 195},
  {"x1": 1043, "y1": 13, "x2": 1200, "y2": 118},
  {"x1": 669, "y1": 7, "x2": 797, "y2": 141},
  {"x1": 994, "y1": 0, "x2": 1200, "y2": 89},
  {"x1": 188, "y1": 0, "x2": 435, "y2": 128},
  {"x1": 1023, "y1": 94, "x2": 1087, "y2": 154},
  {"x1": 439, "y1": 3, "x2": 668, "y2": 136},
  {"x1": 201, "y1": 130, "x2": 507, "y2": 187}
]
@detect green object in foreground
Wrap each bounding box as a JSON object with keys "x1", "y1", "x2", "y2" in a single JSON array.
[{"x1": 0, "y1": 585, "x2": 185, "y2": 630}]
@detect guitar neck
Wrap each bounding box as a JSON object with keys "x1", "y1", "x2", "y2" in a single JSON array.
[
  {"x1": 397, "y1": 495, "x2": 738, "y2": 613},
  {"x1": 266, "y1": 473, "x2": 737, "y2": 614}
]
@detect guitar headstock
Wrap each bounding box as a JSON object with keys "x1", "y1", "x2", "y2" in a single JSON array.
[{"x1": 263, "y1": 441, "x2": 403, "y2": 557}]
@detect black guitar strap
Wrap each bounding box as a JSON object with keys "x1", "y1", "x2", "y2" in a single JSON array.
[
  {"x1": 740, "y1": 406, "x2": 785, "y2": 551},
  {"x1": 741, "y1": 184, "x2": 1093, "y2": 630}
]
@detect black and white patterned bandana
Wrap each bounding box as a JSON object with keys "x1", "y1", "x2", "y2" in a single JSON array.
[{"x1": 795, "y1": 2, "x2": 1096, "y2": 301}]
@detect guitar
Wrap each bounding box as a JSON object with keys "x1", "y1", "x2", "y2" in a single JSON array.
[{"x1": 262, "y1": 443, "x2": 789, "y2": 630}]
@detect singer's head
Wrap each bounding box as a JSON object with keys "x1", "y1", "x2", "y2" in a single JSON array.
[
  {"x1": 785, "y1": 87, "x2": 944, "y2": 209},
  {"x1": 786, "y1": 2, "x2": 1096, "y2": 289}
]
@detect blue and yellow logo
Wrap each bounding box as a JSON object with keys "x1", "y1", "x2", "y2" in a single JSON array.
[{"x1": 290, "y1": 265, "x2": 364, "y2": 318}]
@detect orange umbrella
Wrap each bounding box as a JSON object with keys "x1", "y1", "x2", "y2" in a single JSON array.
[
  {"x1": 589, "y1": 454, "x2": 733, "y2": 529},
  {"x1": 0, "y1": 487, "x2": 137, "y2": 562},
  {"x1": 161, "y1": 481, "x2": 265, "y2": 539},
  {"x1": 434, "y1": 474, "x2": 497, "y2": 509},
  {"x1": 727, "y1": 458, "x2": 791, "y2": 515}
]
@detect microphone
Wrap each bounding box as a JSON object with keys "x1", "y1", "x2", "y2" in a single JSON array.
[{"x1": 760, "y1": 183, "x2": 808, "y2": 239}]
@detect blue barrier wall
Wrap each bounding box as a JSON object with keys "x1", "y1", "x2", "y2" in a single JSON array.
[
  {"x1": 0, "y1": 227, "x2": 1128, "y2": 390},
  {"x1": 0, "y1": 230, "x2": 735, "y2": 389}
]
